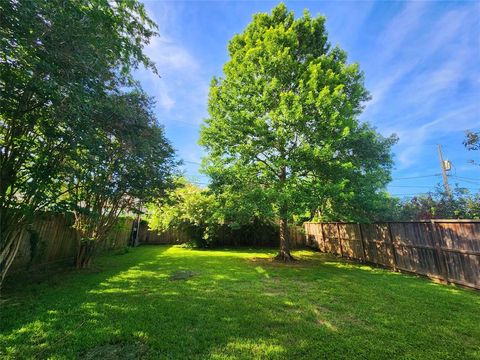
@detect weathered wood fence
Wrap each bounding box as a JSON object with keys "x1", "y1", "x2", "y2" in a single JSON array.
[
  {"x1": 140, "y1": 224, "x2": 306, "y2": 248},
  {"x1": 289, "y1": 226, "x2": 307, "y2": 248},
  {"x1": 10, "y1": 214, "x2": 194, "y2": 275},
  {"x1": 304, "y1": 220, "x2": 480, "y2": 290},
  {"x1": 11, "y1": 214, "x2": 135, "y2": 273},
  {"x1": 139, "y1": 224, "x2": 190, "y2": 245}
]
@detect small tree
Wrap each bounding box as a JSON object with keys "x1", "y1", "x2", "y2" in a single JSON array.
[
  {"x1": 464, "y1": 130, "x2": 479, "y2": 166},
  {"x1": 0, "y1": 0, "x2": 157, "y2": 285},
  {"x1": 148, "y1": 179, "x2": 219, "y2": 248},
  {"x1": 64, "y1": 90, "x2": 177, "y2": 268},
  {"x1": 397, "y1": 186, "x2": 480, "y2": 220},
  {"x1": 200, "y1": 4, "x2": 396, "y2": 261}
]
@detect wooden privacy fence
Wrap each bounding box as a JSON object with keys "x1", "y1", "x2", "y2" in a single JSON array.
[
  {"x1": 289, "y1": 226, "x2": 307, "y2": 248},
  {"x1": 10, "y1": 215, "x2": 188, "y2": 275},
  {"x1": 304, "y1": 220, "x2": 480, "y2": 290},
  {"x1": 140, "y1": 224, "x2": 306, "y2": 248},
  {"x1": 11, "y1": 214, "x2": 134, "y2": 273},
  {"x1": 139, "y1": 224, "x2": 190, "y2": 245}
]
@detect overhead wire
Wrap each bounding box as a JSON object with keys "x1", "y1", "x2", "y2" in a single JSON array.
[
  {"x1": 391, "y1": 174, "x2": 442, "y2": 180},
  {"x1": 449, "y1": 176, "x2": 480, "y2": 186},
  {"x1": 179, "y1": 169, "x2": 478, "y2": 191},
  {"x1": 450, "y1": 175, "x2": 480, "y2": 183},
  {"x1": 390, "y1": 185, "x2": 440, "y2": 188}
]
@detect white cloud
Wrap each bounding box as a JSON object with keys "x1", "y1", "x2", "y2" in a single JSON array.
[
  {"x1": 361, "y1": 3, "x2": 479, "y2": 171},
  {"x1": 137, "y1": 1, "x2": 203, "y2": 113},
  {"x1": 157, "y1": 82, "x2": 176, "y2": 111},
  {"x1": 146, "y1": 36, "x2": 199, "y2": 73},
  {"x1": 378, "y1": 2, "x2": 427, "y2": 62},
  {"x1": 366, "y1": 6, "x2": 472, "y2": 113},
  {"x1": 395, "y1": 105, "x2": 480, "y2": 168}
]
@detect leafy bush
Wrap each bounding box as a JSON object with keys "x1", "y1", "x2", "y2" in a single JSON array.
[
  {"x1": 392, "y1": 186, "x2": 480, "y2": 220},
  {"x1": 148, "y1": 179, "x2": 283, "y2": 248},
  {"x1": 148, "y1": 179, "x2": 220, "y2": 248}
]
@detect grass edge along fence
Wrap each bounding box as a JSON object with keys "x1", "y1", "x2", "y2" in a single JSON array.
[
  {"x1": 304, "y1": 220, "x2": 480, "y2": 290},
  {"x1": 10, "y1": 214, "x2": 308, "y2": 277},
  {"x1": 10, "y1": 213, "x2": 135, "y2": 274}
]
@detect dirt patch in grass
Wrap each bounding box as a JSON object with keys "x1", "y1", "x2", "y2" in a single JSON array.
[
  {"x1": 80, "y1": 341, "x2": 148, "y2": 360},
  {"x1": 169, "y1": 270, "x2": 197, "y2": 281}
]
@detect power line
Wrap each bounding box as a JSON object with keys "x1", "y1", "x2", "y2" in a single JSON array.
[
  {"x1": 449, "y1": 176, "x2": 480, "y2": 186},
  {"x1": 390, "y1": 185, "x2": 479, "y2": 190},
  {"x1": 390, "y1": 186, "x2": 480, "y2": 197},
  {"x1": 190, "y1": 181, "x2": 209, "y2": 186},
  {"x1": 392, "y1": 174, "x2": 442, "y2": 180},
  {"x1": 450, "y1": 175, "x2": 480, "y2": 183},
  {"x1": 390, "y1": 185, "x2": 439, "y2": 188},
  {"x1": 389, "y1": 193, "x2": 430, "y2": 197},
  {"x1": 184, "y1": 173, "x2": 209, "y2": 178},
  {"x1": 390, "y1": 194, "x2": 427, "y2": 196}
]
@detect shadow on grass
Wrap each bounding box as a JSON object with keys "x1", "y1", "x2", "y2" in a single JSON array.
[{"x1": 1, "y1": 245, "x2": 479, "y2": 359}]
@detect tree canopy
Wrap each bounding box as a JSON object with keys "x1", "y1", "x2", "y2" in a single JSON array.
[
  {"x1": 63, "y1": 90, "x2": 177, "y2": 267},
  {"x1": 0, "y1": 0, "x2": 176, "y2": 284},
  {"x1": 200, "y1": 4, "x2": 396, "y2": 260},
  {"x1": 148, "y1": 178, "x2": 219, "y2": 248}
]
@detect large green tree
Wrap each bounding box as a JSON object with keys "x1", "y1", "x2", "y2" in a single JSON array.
[
  {"x1": 200, "y1": 4, "x2": 396, "y2": 260},
  {"x1": 0, "y1": 0, "x2": 157, "y2": 284}
]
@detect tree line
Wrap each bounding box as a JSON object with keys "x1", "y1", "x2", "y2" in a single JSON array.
[{"x1": 0, "y1": 0, "x2": 177, "y2": 288}]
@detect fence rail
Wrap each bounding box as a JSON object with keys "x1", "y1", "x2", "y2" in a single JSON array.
[{"x1": 304, "y1": 220, "x2": 480, "y2": 290}]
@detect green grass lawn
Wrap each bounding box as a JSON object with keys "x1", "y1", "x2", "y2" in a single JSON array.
[{"x1": 1, "y1": 246, "x2": 479, "y2": 359}]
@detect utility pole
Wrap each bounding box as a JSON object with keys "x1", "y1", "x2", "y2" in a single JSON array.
[{"x1": 437, "y1": 144, "x2": 451, "y2": 198}]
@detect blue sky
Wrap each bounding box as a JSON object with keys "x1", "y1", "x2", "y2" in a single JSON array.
[{"x1": 135, "y1": 0, "x2": 480, "y2": 197}]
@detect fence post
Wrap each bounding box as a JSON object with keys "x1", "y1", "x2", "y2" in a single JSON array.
[
  {"x1": 320, "y1": 222, "x2": 327, "y2": 253},
  {"x1": 360, "y1": 224, "x2": 369, "y2": 262},
  {"x1": 358, "y1": 223, "x2": 367, "y2": 262},
  {"x1": 430, "y1": 220, "x2": 450, "y2": 283},
  {"x1": 306, "y1": 223, "x2": 312, "y2": 249},
  {"x1": 387, "y1": 223, "x2": 398, "y2": 271},
  {"x1": 336, "y1": 222, "x2": 344, "y2": 257}
]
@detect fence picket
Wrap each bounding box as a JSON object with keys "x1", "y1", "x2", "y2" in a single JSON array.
[
  {"x1": 387, "y1": 223, "x2": 398, "y2": 271},
  {"x1": 305, "y1": 221, "x2": 480, "y2": 290},
  {"x1": 336, "y1": 222, "x2": 344, "y2": 258}
]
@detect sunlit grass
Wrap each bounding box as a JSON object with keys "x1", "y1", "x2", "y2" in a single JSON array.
[{"x1": 1, "y1": 246, "x2": 479, "y2": 359}]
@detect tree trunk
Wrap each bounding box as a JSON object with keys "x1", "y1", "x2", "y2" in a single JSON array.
[
  {"x1": 275, "y1": 212, "x2": 294, "y2": 261},
  {"x1": 75, "y1": 240, "x2": 95, "y2": 268},
  {"x1": 274, "y1": 165, "x2": 294, "y2": 262},
  {"x1": 0, "y1": 230, "x2": 22, "y2": 293}
]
